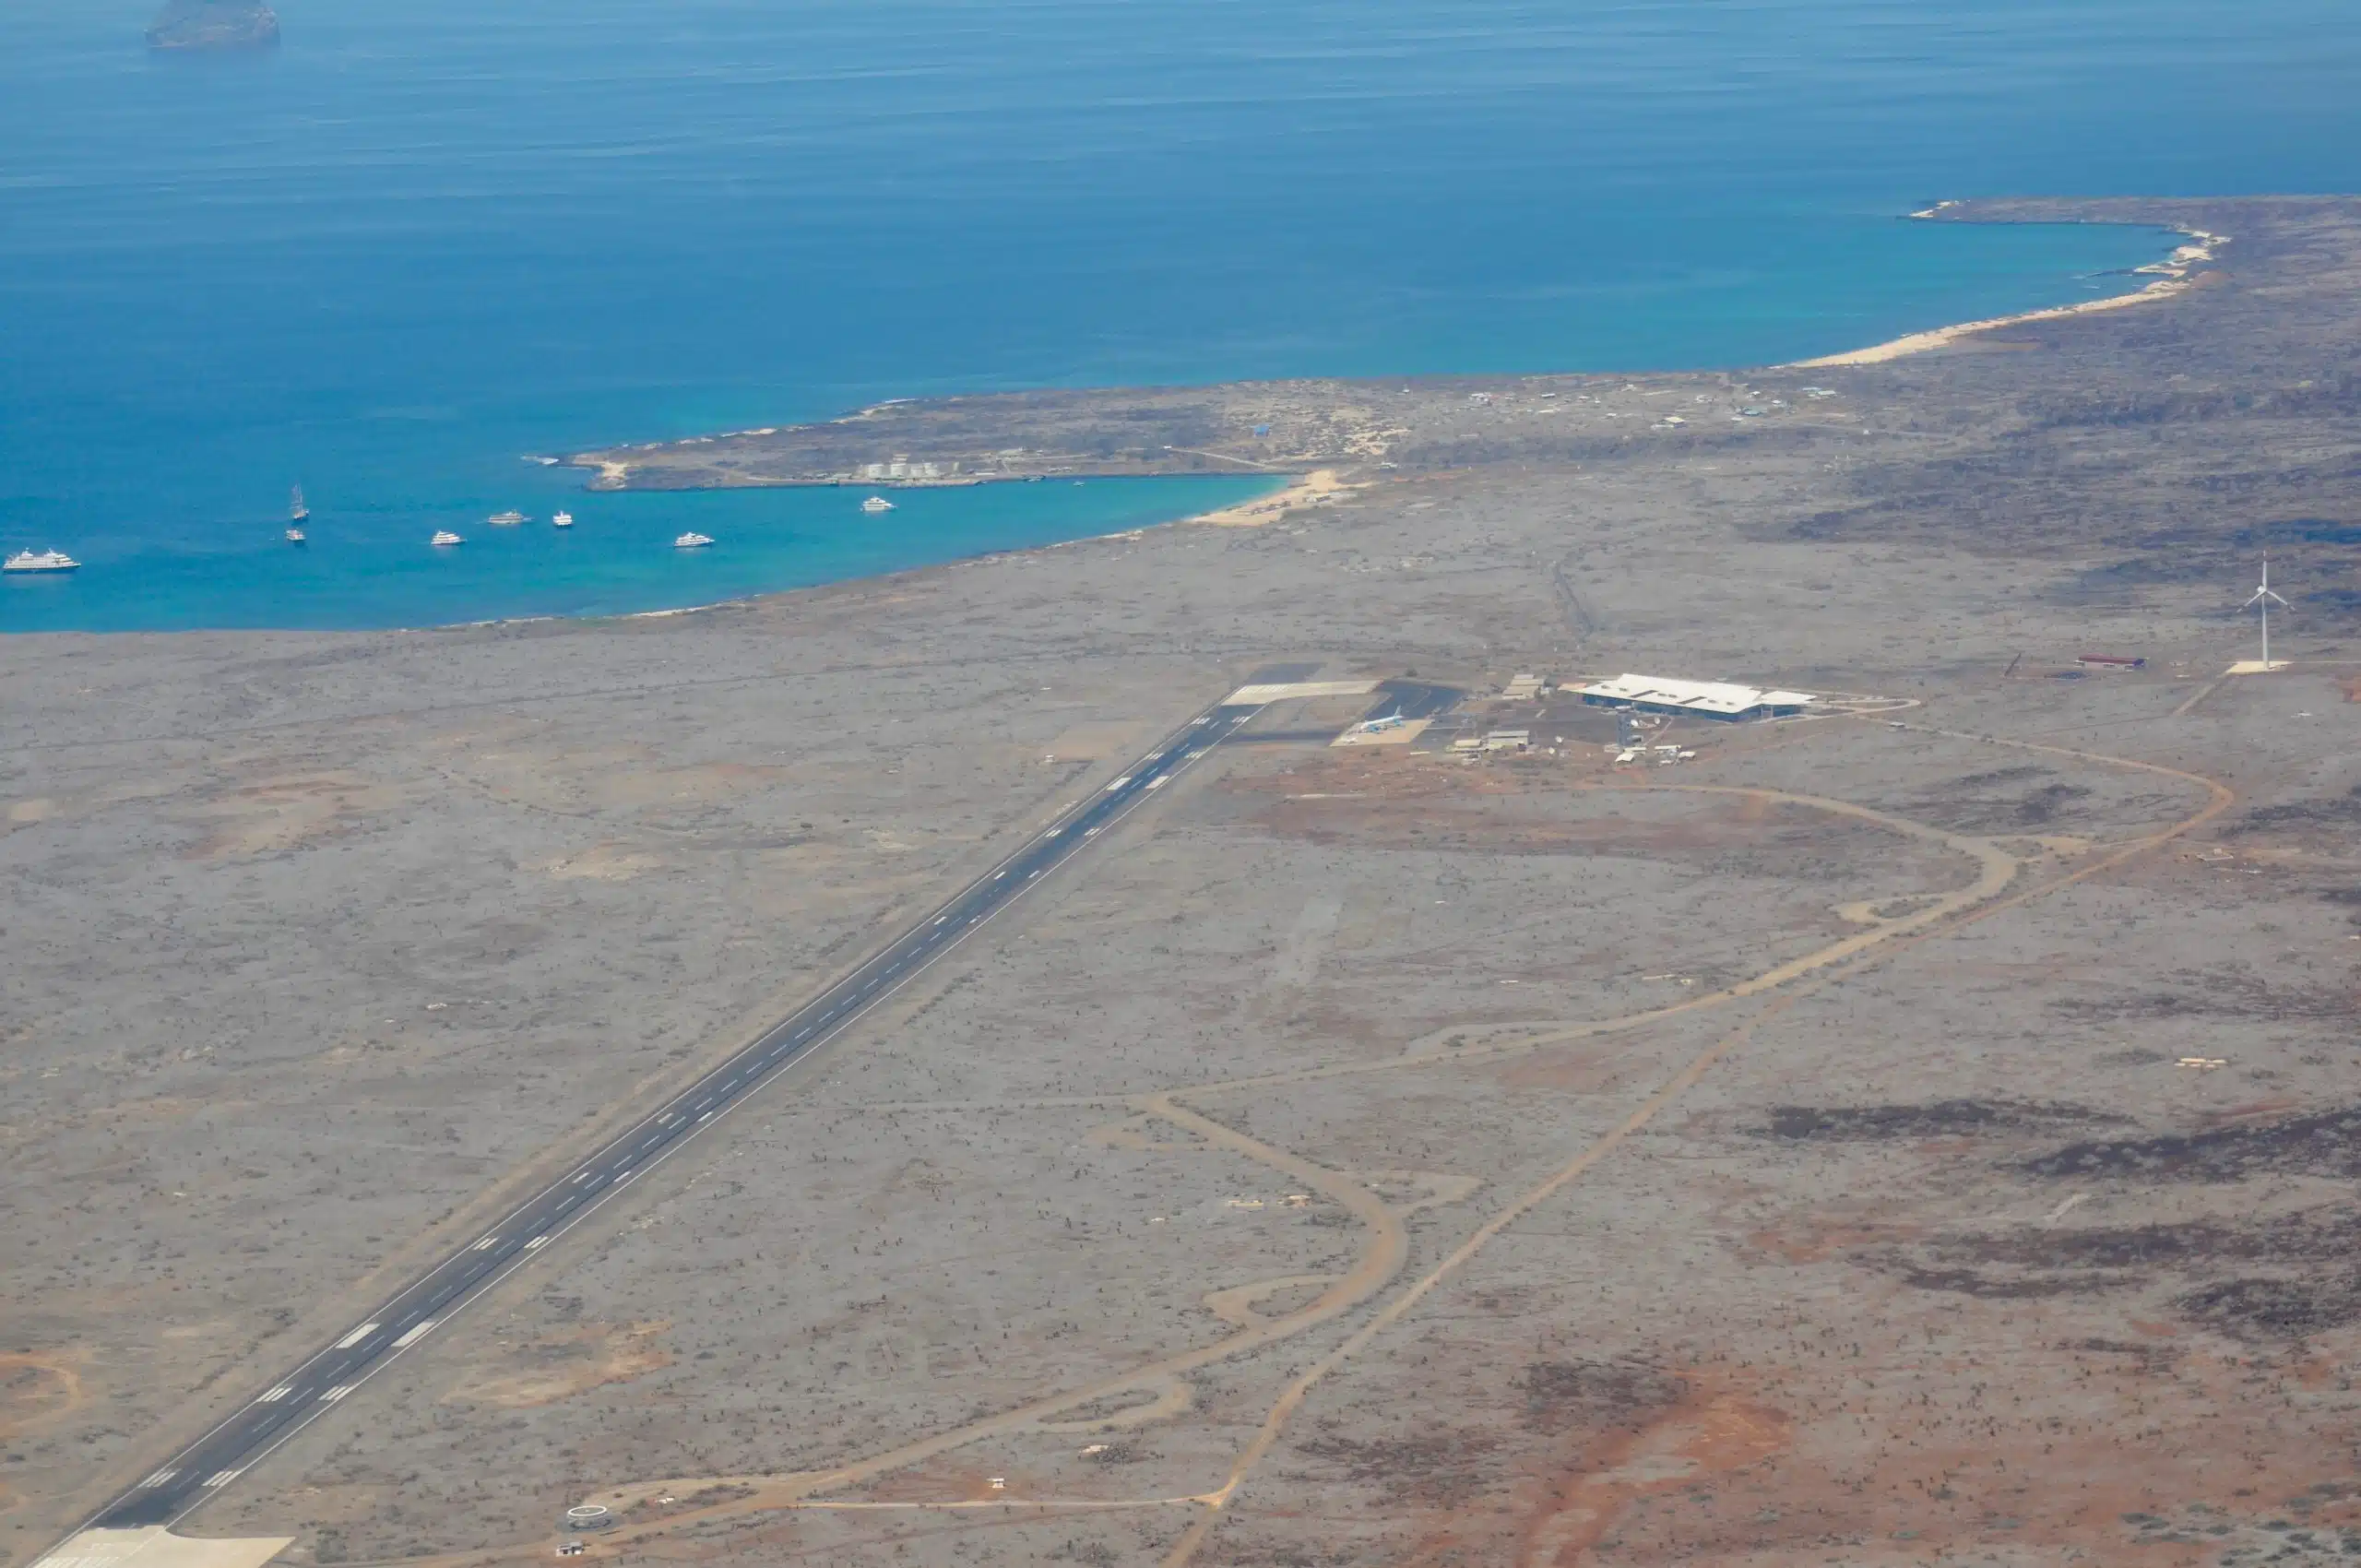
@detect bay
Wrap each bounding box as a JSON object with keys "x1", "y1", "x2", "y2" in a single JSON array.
[{"x1": 2, "y1": 0, "x2": 2354, "y2": 632}]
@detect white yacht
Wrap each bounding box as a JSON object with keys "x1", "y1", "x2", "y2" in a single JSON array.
[
  {"x1": 487, "y1": 509, "x2": 528, "y2": 526},
  {"x1": 551, "y1": 510, "x2": 575, "y2": 529},
  {"x1": 431, "y1": 529, "x2": 463, "y2": 547},
  {"x1": 290, "y1": 484, "x2": 309, "y2": 523},
  {"x1": 3, "y1": 548, "x2": 79, "y2": 573},
  {"x1": 860, "y1": 494, "x2": 896, "y2": 514},
  {"x1": 672, "y1": 531, "x2": 714, "y2": 549},
  {"x1": 286, "y1": 526, "x2": 306, "y2": 544}
]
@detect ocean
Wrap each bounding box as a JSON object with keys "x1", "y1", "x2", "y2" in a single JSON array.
[{"x1": 3, "y1": 0, "x2": 2355, "y2": 634}]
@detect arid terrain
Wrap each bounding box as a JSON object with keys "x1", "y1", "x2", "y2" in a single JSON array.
[{"x1": 10, "y1": 195, "x2": 2361, "y2": 1568}]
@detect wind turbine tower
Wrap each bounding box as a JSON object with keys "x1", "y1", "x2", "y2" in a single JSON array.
[{"x1": 2244, "y1": 556, "x2": 2290, "y2": 671}]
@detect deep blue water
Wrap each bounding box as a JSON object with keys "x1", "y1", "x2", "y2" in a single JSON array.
[{"x1": 3, "y1": 0, "x2": 2356, "y2": 633}]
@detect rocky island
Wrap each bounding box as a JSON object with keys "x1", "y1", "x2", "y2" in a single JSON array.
[{"x1": 146, "y1": 0, "x2": 279, "y2": 51}]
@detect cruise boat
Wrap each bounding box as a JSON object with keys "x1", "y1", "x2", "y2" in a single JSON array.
[
  {"x1": 3, "y1": 548, "x2": 79, "y2": 574},
  {"x1": 860, "y1": 494, "x2": 896, "y2": 513},
  {"x1": 672, "y1": 531, "x2": 714, "y2": 549},
  {"x1": 551, "y1": 510, "x2": 575, "y2": 529},
  {"x1": 431, "y1": 529, "x2": 463, "y2": 547},
  {"x1": 487, "y1": 509, "x2": 528, "y2": 526}
]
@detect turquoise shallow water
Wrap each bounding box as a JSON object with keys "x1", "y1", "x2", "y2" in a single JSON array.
[{"x1": 3, "y1": 0, "x2": 2356, "y2": 633}]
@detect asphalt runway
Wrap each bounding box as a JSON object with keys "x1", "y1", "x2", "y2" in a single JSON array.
[
  {"x1": 77, "y1": 695, "x2": 1271, "y2": 1536},
  {"x1": 1366, "y1": 680, "x2": 1461, "y2": 722}
]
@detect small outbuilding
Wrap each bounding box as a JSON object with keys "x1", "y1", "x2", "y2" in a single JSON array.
[{"x1": 1573, "y1": 673, "x2": 1814, "y2": 722}]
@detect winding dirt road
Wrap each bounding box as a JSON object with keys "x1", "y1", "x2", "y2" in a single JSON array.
[{"x1": 389, "y1": 719, "x2": 2235, "y2": 1568}]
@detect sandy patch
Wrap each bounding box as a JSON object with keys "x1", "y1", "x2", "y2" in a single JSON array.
[
  {"x1": 427, "y1": 731, "x2": 789, "y2": 817},
  {"x1": 1494, "y1": 1045, "x2": 1623, "y2": 1094},
  {"x1": 599, "y1": 762, "x2": 788, "y2": 810},
  {"x1": 542, "y1": 842, "x2": 666, "y2": 881},
  {"x1": 1507, "y1": 1386, "x2": 1793, "y2": 1566},
  {"x1": 443, "y1": 1320, "x2": 672, "y2": 1408},
  {"x1": 179, "y1": 772, "x2": 409, "y2": 861},
  {"x1": 1042, "y1": 721, "x2": 1147, "y2": 762},
  {"x1": 0, "y1": 1350, "x2": 85, "y2": 1441}
]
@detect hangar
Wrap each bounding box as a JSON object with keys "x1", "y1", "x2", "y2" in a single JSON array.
[{"x1": 1574, "y1": 672, "x2": 1815, "y2": 721}]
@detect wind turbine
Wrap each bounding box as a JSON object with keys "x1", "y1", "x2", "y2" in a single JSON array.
[{"x1": 2244, "y1": 556, "x2": 2290, "y2": 670}]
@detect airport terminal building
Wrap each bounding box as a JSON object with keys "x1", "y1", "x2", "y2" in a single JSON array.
[{"x1": 1574, "y1": 672, "x2": 1816, "y2": 721}]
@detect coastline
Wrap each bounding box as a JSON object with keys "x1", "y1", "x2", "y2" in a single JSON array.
[
  {"x1": 18, "y1": 194, "x2": 2361, "y2": 1567},
  {"x1": 576, "y1": 470, "x2": 1326, "y2": 628},
  {"x1": 1787, "y1": 210, "x2": 2225, "y2": 368},
  {"x1": 493, "y1": 203, "x2": 2217, "y2": 634},
  {"x1": 0, "y1": 201, "x2": 2232, "y2": 637}
]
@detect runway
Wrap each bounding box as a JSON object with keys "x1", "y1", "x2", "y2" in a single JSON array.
[{"x1": 78, "y1": 695, "x2": 1270, "y2": 1535}]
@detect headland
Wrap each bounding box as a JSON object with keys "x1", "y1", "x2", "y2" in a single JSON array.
[
  {"x1": 565, "y1": 197, "x2": 2256, "y2": 523},
  {"x1": 15, "y1": 194, "x2": 2361, "y2": 1568}
]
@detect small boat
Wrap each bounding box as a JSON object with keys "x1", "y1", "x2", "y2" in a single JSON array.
[
  {"x1": 431, "y1": 530, "x2": 463, "y2": 547},
  {"x1": 551, "y1": 511, "x2": 575, "y2": 529},
  {"x1": 290, "y1": 484, "x2": 310, "y2": 524},
  {"x1": 487, "y1": 509, "x2": 528, "y2": 526},
  {"x1": 860, "y1": 495, "x2": 896, "y2": 513},
  {"x1": 672, "y1": 532, "x2": 714, "y2": 549},
  {"x1": 286, "y1": 527, "x2": 306, "y2": 544},
  {"x1": 3, "y1": 548, "x2": 79, "y2": 574}
]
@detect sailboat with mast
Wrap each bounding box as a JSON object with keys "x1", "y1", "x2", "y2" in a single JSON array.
[{"x1": 287, "y1": 485, "x2": 309, "y2": 544}]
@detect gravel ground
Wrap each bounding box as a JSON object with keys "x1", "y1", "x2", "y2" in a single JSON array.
[{"x1": 12, "y1": 196, "x2": 2361, "y2": 1567}]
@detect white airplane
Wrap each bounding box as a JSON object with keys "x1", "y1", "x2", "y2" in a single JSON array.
[{"x1": 1354, "y1": 707, "x2": 1408, "y2": 733}]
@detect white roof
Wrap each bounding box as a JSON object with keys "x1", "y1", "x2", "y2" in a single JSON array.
[{"x1": 1576, "y1": 673, "x2": 1815, "y2": 715}]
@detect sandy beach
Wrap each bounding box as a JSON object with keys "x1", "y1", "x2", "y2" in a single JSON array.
[
  {"x1": 1790, "y1": 222, "x2": 2226, "y2": 367},
  {"x1": 1184, "y1": 467, "x2": 1355, "y2": 527}
]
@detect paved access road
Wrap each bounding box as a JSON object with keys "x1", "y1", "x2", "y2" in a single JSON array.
[{"x1": 86, "y1": 698, "x2": 1270, "y2": 1534}]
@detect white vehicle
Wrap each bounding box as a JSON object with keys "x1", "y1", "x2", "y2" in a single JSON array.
[
  {"x1": 285, "y1": 527, "x2": 306, "y2": 544},
  {"x1": 487, "y1": 509, "x2": 528, "y2": 526},
  {"x1": 551, "y1": 510, "x2": 575, "y2": 529},
  {"x1": 1355, "y1": 707, "x2": 1408, "y2": 733},
  {"x1": 673, "y1": 532, "x2": 714, "y2": 549},
  {"x1": 860, "y1": 495, "x2": 896, "y2": 514},
  {"x1": 3, "y1": 549, "x2": 79, "y2": 573},
  {"x1": 431, "y1": 529, "x2": 463, "y2": 547}
]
